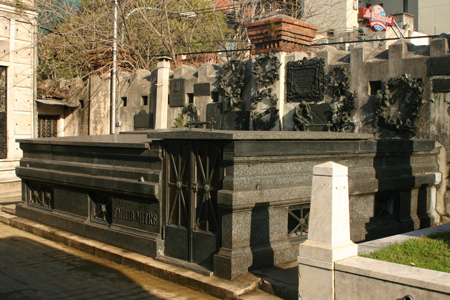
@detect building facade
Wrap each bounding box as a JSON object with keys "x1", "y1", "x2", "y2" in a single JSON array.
[
  {"x1": 0, "y1": 0, "x2": 37, "y2": 197},
  {"x1": 360, "y1": 0, "x2": 450, "y2": 35}
]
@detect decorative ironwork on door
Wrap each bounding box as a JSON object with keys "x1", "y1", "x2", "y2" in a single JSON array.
[
  {"x1": 0, "y1": 67, "x2": 7, "y2": 159},
  {"x1": 164, "y1": 141, "x2": 223, "y2": 269},
  {"x1": 38, "y1": 115, "x2": 58, "y2": 138}
]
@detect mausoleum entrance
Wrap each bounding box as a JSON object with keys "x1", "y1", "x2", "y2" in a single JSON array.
[{"x1": 163, "y1": 140, "x2": 223, "y2": 269}]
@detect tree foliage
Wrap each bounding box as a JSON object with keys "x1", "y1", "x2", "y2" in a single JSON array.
[{"x1": 37, "y1": 0, "x2": 233, "y2": 79}]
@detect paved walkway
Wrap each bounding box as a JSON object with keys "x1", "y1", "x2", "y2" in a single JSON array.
[{"x1": 0, "y1": 222, "x2": 218, "y2": 300}]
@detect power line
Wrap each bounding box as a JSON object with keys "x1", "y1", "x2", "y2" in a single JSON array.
[
  {"x1": 311, "y1": 34, "x2": 441, "y2": 46},
  {"x1": 149, "y1": 47, "x2": 253, "y2": 58}
]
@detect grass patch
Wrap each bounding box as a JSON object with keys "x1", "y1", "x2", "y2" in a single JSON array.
[{"x1": 361, "y1": 232, "x2": 450, "y2": 273}]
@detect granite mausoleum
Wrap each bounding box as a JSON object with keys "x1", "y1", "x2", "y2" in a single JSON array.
[{"x1": 15, "y1": 15, "x2": 450, "y2": 280}]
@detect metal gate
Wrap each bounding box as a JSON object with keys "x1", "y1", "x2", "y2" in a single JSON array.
[
  {"x1": 163, "y1": 141, "x2": 223, "y2": 269},
  {"x1": 38, "y1": 115, "x2": 58, "y2": 138}
]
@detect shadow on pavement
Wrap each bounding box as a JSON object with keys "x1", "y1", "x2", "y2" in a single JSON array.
[{"x1": 0, "y1": 236, "x2": 161, "y2": 300}]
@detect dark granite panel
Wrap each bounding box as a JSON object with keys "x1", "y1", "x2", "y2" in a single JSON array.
[
  {"x1": 112, "y1": 197, "x2": 160, "y2": 234},
  {"x1": 375, "y1": 139, "x2": 435, "y2": 153},
  {"x1": 20, "y1": 159, "x2": 160, "y2": 182},
  {"x1": 433, "y1": 78, "x2": 450, "y2": 93},
  {"x1": 134, "y1": 111, "x2": 154, "y2": 129},
  {"x1": 206, "y1": 103, "x2": 223, "y2": 129},
  {"x1": 429, "y1": 56, "x2": 450, "y2": 76},
  {"x1": 308, "y1": 103, "x2": 332, "y2": 131},
  {"x1": 165, "y1": 225, "x2": 189, "y2": 261},
  {"x1": 54, "y1": 187, "x2": 89, "y2": 217},
  {"x1": 192, "y1": 231, "x2": 218, "y2": 268},
  {"x1": 169, "y1": 79, "x2": 186, "y2": 107},
  {"x1": 233, "y1": 140, "x2": 371, "y2": 156},
  {"x1": 194, "y1": 83, "x2": 211, "y2": 96},
  {"x1": 16, "y1": 167, "x2": 158, "y2": 196},
  {"x1": 223, "y1": 111, "x2": 250, "y2": 130},
  {"x1": 15, "y1": 204, "x2": 163, "y2": 257}
]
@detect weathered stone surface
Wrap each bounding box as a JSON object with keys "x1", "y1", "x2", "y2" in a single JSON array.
[
  {"x1": 146, "y1": 128, "x2": 372, "y2": 140},
  {"x1": 298, "y1": 162, "x2": 357, "y2": 300},
  {"x1": 15, "y1": 130, "x2": 440, "y2": 281}
]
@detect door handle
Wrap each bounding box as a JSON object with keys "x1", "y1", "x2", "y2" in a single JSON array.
[{"x1": 191, "y1": 182, "x2": 198, "y2": 193}]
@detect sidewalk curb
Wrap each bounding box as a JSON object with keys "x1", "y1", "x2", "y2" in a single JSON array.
[{"x1": 0, "y1": 210, "x2": 261, "y2": 299}]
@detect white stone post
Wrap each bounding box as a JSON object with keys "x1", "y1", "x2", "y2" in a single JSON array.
[
  {"x1": 298, "y1": 162, "x2": 358, "y2": 300},
  {"x1": 154, "y1": 57, "x2": 171, "y2": 129}
]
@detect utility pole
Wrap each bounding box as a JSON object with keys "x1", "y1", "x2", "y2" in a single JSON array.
[{"x1": 111, "y1": 0, "x2": 118, "y2": 134}]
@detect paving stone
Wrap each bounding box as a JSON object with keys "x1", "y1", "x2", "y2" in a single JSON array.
[{"x1": 0, "y1": 223, "x2": 218, "y2": 300}]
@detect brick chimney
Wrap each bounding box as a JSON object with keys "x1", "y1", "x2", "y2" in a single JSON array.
[{"x1": 246, "y1": 15, "x2": 318, "y2": 54}]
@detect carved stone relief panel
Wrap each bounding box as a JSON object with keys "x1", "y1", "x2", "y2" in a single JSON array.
[{"x1": 28, "y1": 182, "x2": 54, "y2": 209}]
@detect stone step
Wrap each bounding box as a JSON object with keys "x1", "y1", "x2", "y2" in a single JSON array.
[
  {"x1": 0, "y1": 178, "x2": 21, "y2": 198},
  {"x1": 238, "y1": 289, "x2": 285, "y2": 300},
  {"x1": 0, "y1": 159, "x2": 20, "y2": 168},
  {"x1": 0, "y1": 159, "x2": 20, "y2": 181},
  {"x1": 1, "y1": 204, "x2": 17, "y2": 214},
  {"x1": 251, "y1": 261, "x2": 298, "y2": 300},
  {"x1": 0, "y1": 168, "x2": 18, "y2": 180}
]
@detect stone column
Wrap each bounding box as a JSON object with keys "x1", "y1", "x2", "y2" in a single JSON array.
[
  {"x1": 154, "y1": 57, "x2": 171, "y2": 129},
  {"x1": 298, "y1": 161, "x2": 358, "y2": 300}
]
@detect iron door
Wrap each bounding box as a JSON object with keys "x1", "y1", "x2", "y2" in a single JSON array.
[{"x1": 164, "y1": 141, "x2": 222, "y2": 269}]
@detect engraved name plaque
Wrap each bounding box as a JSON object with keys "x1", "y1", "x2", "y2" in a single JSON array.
[
  {"x1": 433, "y1": 78, "x2": 450, "y2": 93},
  {"x1": 169, "y1": 78, "x2": 186, "y2": 107},
  {"x1": 194, "y1": 83, "x2": 211, "y2": 96},
  {"x1": 112, "y1": 197, "x2": 160, "y2": 233},
  {"x1": 429, "y1": 57, "x2": 450, "y2": 76},
  {"x1": 286, "y1": 57, "x2": 325, "y2": 103}
]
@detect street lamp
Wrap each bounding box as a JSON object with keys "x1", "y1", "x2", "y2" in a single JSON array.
[{"x1": 121, "y1": 7, "x2": 197, "y2": 44}]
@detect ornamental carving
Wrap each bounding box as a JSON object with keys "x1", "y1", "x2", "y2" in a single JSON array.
[
  {"x1": 219, "y1": 59, "x2": 246, "y2": 111},
  {"x1": 251, "y1": 53, "x2": 280, "y2": 130},
  {"x1": 375, "y1": 74, "x2": 424, "y2": 133},
  {"x1": 293, "y1": 101, "x2": 312, "y2": 131},
  {"x1": 252, "y1": 52, "x2": 281, "y2": 87},
  {"x1": 173, "y1": 104, "x2": 199, "y2": 128},
  {"x1": 28, "y1": 182, "x2": 54, "y2": 209},
  {"x1": 90, "y1": 193, "x2": 112, "y2": 225},
  {"x1": 286, "y1": 57, "x2": 325, "y2": 103},
  {"x1": 328, "y1": 66, "x2": 356, "y2": 132},
  {"x1": 251, "y1": 89, "x2": 279, "y2": 130}
]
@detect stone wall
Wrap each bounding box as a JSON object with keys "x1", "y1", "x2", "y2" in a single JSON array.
[
  {"x1": 334, "y1": 256, "x2": 450, "y2": 299},
  {"x1": 37, "y1": 70, "x2": 155, "y2": 137},
  {"x1": 162, "y1": 37, "x2": 450, "y2": 220}
]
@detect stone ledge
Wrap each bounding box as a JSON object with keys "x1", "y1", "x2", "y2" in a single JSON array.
[
  {"x1": 335, "y1": 256, "x2": 450, "y2": 294},
  {"x1": 146, "y1": 128, "x2": 373, "y2": 140}
]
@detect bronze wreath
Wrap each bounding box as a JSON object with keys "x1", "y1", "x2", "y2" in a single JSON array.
[
  {"x1": 252, "y1": 52, "x2": 281, "y2": 87},
  {"x1": 375, "y1": 74, "x2": 424, "y2": 133},
  {"x1": 219, "y1": 59, "x2": 246, "y2": 111}
]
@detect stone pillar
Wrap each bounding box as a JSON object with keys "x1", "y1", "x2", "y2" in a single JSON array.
[
  {"x1": 154, "y1": 57, "x2": 171, "y2": 129},
  {"x1": 298, "y1": 161, "x2": 358, "y2": 300},
  {"x1": 276, "y1": 52, "x2": 286, "y2": 131}
]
